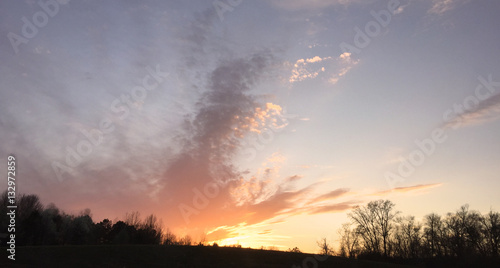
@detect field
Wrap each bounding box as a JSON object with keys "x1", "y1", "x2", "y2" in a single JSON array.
[{"x1": 0, "y1": 245, "x2": 418, "y2": 268}]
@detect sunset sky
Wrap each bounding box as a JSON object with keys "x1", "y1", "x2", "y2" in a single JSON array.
[{"x1": 1, "y1": 0, "x2": 500, "y2": 253}]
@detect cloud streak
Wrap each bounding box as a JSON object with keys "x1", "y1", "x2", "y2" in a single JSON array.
[
  {"x1": 373, "y1": 183, "x2": 443, "y2": 196},
  {"x1": 308, "y1": 201, "x2": 356, "y2": 214},
  {"x1": 306, "y1": 188, "x2": 350, "y2": 205},
  {"x1": 443, "y1": 93, "x2": 500, "y2": 129}
]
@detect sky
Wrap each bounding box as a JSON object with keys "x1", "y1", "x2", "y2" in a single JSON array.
[{"x1": 1, "y1": 0, "x2": 500, "y2": 253}]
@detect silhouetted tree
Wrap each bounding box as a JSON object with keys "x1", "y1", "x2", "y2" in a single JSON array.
[
  {"x1": 65, "y1": 212, "x2": 95, "y2": 245},
  {"x1": 16, "y1": 194, "x2": 45, "y2": 245},
  {"x1": 17, "y1": 194, "x2": 43, "y2": 220},
  {"x1": 338, "y1": 223, "x2": 360, "y2": 258},
  {"x1": 109, "y1": 221, "x2": 133, "y2": 244},
  {"x1": 392, "y1": 216, "x2": 422, "y2": 259},
  {"x1": 140, "y1": 214, "x2": 163, "y2": 244},
  {"x1": 349, "y1": 200, "x2": 399, "y2": 257},
  {"x1": 340, "y1": 201, "x2": 500, "y2": 267},
  {"x1": 95, "y1": 219, "x2": 113, "y2": 244},
  {"x1": 163, "y1": 228, "x2": 177, "y2": 245},
  {"x1": 317, "y1": 237, "x2": 334, "y2": 256},
  {"x1": 125, "y1": 211, "x2": 141, "y2": 228},
  {"x1": 1, "y1": 192, "x2": 175, "y2": 247},
  {"x1": 39, "y1": 203, "x2": 61, "y2": 245},
  {"x1": 481, "y1": 210, "x2": 500, "y2": 257},
  {"x1": 179, "y1": 235, "x2": 192, "y2": 246},
  {"x1": 0, "y1": 191, "x2": 10, "y2": 237},
  {"x1": 423, "y1": 213, "x2": 444, "y2": 257},
  {"x1": 443, "y1": 205, "x2": 472, "y2": 258}
]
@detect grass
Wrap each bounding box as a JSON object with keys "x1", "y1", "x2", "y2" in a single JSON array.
[{"x1": 0, "y1": 245, "x2": 419, "y2": 268}]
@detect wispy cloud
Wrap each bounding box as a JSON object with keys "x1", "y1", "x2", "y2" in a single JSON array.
[
  {"x1": 373, "y1": 183, "x2": 443, "y2": 196},
  {"x1": 308, "y1": 201, "x2": 356, "y2": 214},
  {"x1": 306, "y1": 188, "x2": 350, "y2": 205},
  {"x1": 443, "y1": 93, "x2": 500, "y2": 129}
]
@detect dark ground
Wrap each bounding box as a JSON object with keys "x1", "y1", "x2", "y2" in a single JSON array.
[{"x1": 0, "y1": 245, "x2": 419, "y2": 268}]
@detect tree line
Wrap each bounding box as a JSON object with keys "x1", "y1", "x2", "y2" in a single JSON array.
[
  {"x1": 2, "y1": 191, "x2": 499, "y2": 266},
  {"x1": 337, "y1": 199, "x2": 500, "y2": 266},
  {"x1": 0, "y1": 191, "x2": 195, "y2": 246}
]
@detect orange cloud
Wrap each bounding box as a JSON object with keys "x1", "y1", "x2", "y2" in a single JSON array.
[
  {"x1": 233, "y1": 102, "x2": 288, "y2": 136},
  {"x1": 258, "y1": 229, "x2": 272, "y2": 235},
  {"x1": 206, "y1": 227, "x2": 232, "y2": 241}
]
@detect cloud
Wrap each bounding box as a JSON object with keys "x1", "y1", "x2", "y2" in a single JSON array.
[
  {"x1": 289, "y1": 53, "x2": 359, "y2": 84},
  {"x1": 285, "y1": 175, "x2": 303, "y2": 182},
  {"x1": 328, "y1": 52, "x2": 359, "y2": 85},
  {"x1": 393, "y1": 2, "x2": 410, "y2": 15},
  {"x1": 428, "y1": 0, "x2": 470, "y2": 15},
  {"x1": 443, "y1": 93, "x2": 500, "y2": 129},
  {"x1": 258, "y1": 229, "x2": 272, "y2": 235},
  {"x1": 308, "y1": 201, "x2": 355, "y2": 214},
  {"x1": 233, "y1": 103, "x2": 288, "y2": 136},
  {"x1": 289, "y1": 56, "x2": 330, "y2": 83},
  {"x1": 266, "y1": 152, "x2": 287, "y2": 164},
  {"x1": 206, "y1": 227, "x2": 231, "y2": 241},
  {"x1": 156, "y1": 53, "x2": 285, "y2": 224},
  {"x1": 307, "y1": 188, "x2": 349, "y2": 205},
  {"x1": 0, "y1": 2, "x2": 367, "y2": 249},
  {"x1": 238, "y1": 187, "x2": 313, "y2": 225},
  {"x1": 306, "y1": 56, "x2": 325, "y2": 63},
  {"x1": 151, "y1": 51, "x2": 326, "y2": 236},
  {"x1": 373, "y1": 183, "x2": 443, "y2": 196}
]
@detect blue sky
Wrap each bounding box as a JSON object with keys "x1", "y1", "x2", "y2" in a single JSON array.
[{"x1": 1, "y1": 0, "x2": 500, "y2": 252}]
